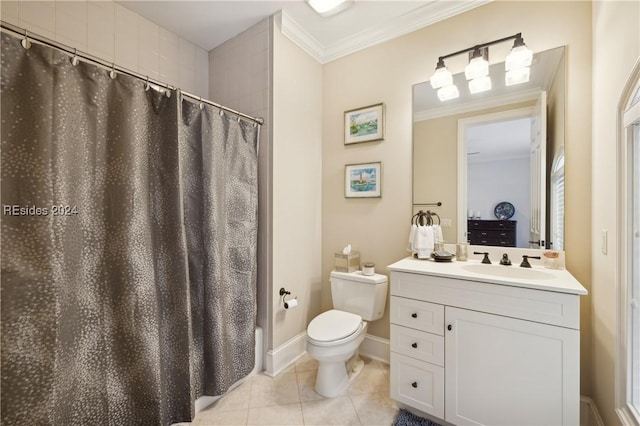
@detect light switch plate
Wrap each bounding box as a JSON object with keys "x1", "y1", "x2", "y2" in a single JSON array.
[{"x1": 601, "y1": 229, "x2": 608, "y2": 255}]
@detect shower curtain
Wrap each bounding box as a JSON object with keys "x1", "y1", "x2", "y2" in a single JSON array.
[{"x1": 0, "y1": 32, "x2": 258, "y2": 425}]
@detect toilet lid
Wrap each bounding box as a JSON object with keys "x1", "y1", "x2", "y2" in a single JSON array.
[{"x1": 307, "y1": 310, "x2": 362, "y2": 342}]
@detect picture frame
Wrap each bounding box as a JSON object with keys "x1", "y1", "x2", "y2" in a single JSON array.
[
  {"x1": 344, "y1": 103, "x2": 384, "y2": 145},
  {"x1": 345, "y1": 162, "x2": 382, "y2": 198}
]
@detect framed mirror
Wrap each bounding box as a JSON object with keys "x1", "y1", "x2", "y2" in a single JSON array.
[{"x1": 412, "y1": 46, "x2": 565, "y2": 249}]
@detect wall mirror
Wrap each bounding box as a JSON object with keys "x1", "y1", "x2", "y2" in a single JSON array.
[{"x1": 412, "y1": 46, "x2": 566, "y2": 250}]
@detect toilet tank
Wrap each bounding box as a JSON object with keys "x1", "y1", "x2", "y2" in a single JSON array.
[{"x1": 330, "y1": 270, "x2": 388, "y2": 321}]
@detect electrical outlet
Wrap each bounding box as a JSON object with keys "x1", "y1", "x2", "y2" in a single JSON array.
[{"x1": 442, "y1": 218, "x2": 452, "y2": 228}]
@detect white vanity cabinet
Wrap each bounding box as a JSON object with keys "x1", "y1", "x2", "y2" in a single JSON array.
[{"x1": 388, "y1": 258, "x2": 587, "y2": 426}]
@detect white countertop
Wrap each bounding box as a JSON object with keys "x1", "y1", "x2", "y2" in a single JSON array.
[{"x1": 388, "y1": 257, "x2": 588, "y2": 295}]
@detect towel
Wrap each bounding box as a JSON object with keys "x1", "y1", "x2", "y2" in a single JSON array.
[
  {"x1": 407, "y1": 224, "x2": 417, "y2": 253},
  {"x1": 414, "y1": 225, "x2": 434, "y2": 259},
  {"x1": 432, "y1": 224, "x2": 444, "y2": 243}
]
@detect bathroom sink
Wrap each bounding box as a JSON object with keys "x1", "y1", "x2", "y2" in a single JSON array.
[{"x1": 461, "y1": 264, "x2": 555, "y2": 281}]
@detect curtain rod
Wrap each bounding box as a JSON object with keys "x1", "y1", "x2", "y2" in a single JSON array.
[{"x1": 0, "y1": 20, "x2": 264, "y2": 126}]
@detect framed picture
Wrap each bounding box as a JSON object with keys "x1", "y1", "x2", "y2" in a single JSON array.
[
  {"x1": 344, "y1": 103, "x2": 384, "y2": 144},
  {"x1": 345, "y1": 162, "x2": 382, "y2": 198}
]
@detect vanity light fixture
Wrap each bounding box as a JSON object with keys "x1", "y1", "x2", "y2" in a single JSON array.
[
  {"x1": 429, "y1": 33, "x2": 533, "y2": 100},
  {"x1": 306, "y1": 0, "x2": 353, "y2": 17}
]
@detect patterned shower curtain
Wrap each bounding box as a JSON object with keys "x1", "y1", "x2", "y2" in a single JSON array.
[{"x1": 0, "y1": 32, "x2": 258, "y2": 425}]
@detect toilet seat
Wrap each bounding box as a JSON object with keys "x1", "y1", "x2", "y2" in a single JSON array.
[{"x1": 307, "y1": 310, "x2": 362, "y2": 345}]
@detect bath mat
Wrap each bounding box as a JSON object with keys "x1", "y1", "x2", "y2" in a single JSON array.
[{"x1": 392, "y1": 409, "x2": 442, "y2": 426}]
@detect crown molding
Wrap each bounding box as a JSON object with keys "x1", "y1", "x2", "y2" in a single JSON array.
[
  {"x1": 278, "y1": 11, "x2": 325, "y2": 63},
  {"x1": 280, "y1": 1, "x2": 491, "y2": 64}
]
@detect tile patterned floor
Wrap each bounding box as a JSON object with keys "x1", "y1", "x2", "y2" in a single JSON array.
[{"x1": 192, "y1": 353, "x2": 398, "y2": 426}]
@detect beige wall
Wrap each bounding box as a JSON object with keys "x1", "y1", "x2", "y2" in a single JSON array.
[
  {"x1": 1, "y1": 0, "x2": 209, "y2": 98},
  {"x1": 322, "y1": 1, "x2": 593, "y2": 395},
  {"x1": 271, "y1": 15, "x2": 323, "y2": 348},
  {"x1": 413, "y1": 100, "x2": 536, "y2": 244},
  {"x1": 591, "y1": 1, "x2": 640, "y2": 424}
]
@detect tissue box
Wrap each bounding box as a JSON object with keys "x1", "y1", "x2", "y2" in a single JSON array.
[{"x1": 335, "y1": 252, "x2": 360, "y2": 273}]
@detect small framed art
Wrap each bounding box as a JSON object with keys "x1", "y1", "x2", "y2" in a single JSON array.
[
  {"x1": 345, "y1": 162, "x2": 381, "y2": 198},
  {"x1": 344, "y1": 103, "x2": 384, "y2": 145}
]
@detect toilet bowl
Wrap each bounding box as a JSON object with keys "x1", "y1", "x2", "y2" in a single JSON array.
[
  {"x1": 306, "y1": 310, "x2": 367, "y2": 397},
  {"x1": 305, "y1": 271, "x2": 388, "y2": 398}
]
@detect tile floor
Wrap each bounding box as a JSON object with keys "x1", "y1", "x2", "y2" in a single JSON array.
[{"x1": 192, "y1": 353, "x2": 398, "y2": 426}]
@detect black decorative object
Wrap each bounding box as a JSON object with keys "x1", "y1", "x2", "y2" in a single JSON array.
[{"x1": 494, "y1": 201, "x2": 515, "y2": 220}]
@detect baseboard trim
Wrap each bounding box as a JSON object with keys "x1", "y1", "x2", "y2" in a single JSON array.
[
  {"x1": 265, "y1": 331, "x2": 306, "y2": 377},
  {"x1": 359, "y1": 333, "x2": 390, "y2": 364},
  {"x1": 615, "y1": 407, "x2": 638, "y2": 426},
  {"x1": 581, "y1": 396, "x2": 605, "y2": 426}
]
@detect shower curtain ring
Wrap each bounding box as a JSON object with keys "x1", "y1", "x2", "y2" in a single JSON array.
[
  {"x1": 165, "y1": 86, "x2": 172, "y2": 98},
  {"x1": 144, "y1": 76, "x2": 150, "y2": 91},
  {"x1": 109, "y1": 63, "x2": 117, "y2": 80},
  {"x1": 199, "y1": 97, "x2": 204, "y2": 110},
  {"x1": 21, "y1": 29, "x2": 31, "y2": 49},
  {"x1": 70, "y1": 49, "x2": 79, "y2": 66}
]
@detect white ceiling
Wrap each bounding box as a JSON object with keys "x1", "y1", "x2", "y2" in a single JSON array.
[
  {"x1": 467, "y1": 117, "x2": 531, "y2": 164},
  {"x1": 118, "y1": 0, "x2": 488, "y2": 62}
]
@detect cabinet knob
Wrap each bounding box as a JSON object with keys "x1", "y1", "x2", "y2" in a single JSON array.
[
  {"x1": 447, "y1": 324, "x2": 453, "y2": 331},
  {"x1": 411, "y1": 381, "x2": 418, "y2": 388},
  {"x1": 411, "y1": 313, "x2": 418, "y2": 318},
  {"x1": 411, "y1": 342, "x2": 418, "y2": 348}
]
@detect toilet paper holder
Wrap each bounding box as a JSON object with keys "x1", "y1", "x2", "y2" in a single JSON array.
[{"x1": 279, "y1": 287, "x2": 298, "y2": 309}]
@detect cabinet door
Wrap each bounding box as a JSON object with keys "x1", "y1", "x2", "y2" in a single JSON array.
[{"x1": 445, "y1": 307, "x2": 579, "y2": 426}]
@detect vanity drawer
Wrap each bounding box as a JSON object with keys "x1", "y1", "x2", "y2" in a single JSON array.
[
  {"x1": 391, "y1": 271, "x2": 580, "y2": 329},
  {"x1": 390, "y1": 296, "x2": 444, "y2": 335},
  {"x1": 391, "y1": 324, "x2": 444, "y2": 366},
  {"x1": 390, "y1": 352, "x2": 444, "y2": 419}
]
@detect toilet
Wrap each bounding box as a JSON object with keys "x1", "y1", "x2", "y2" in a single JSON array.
[{"x1": 306, "y1": 270, "x2": 388, "y2": 397}]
